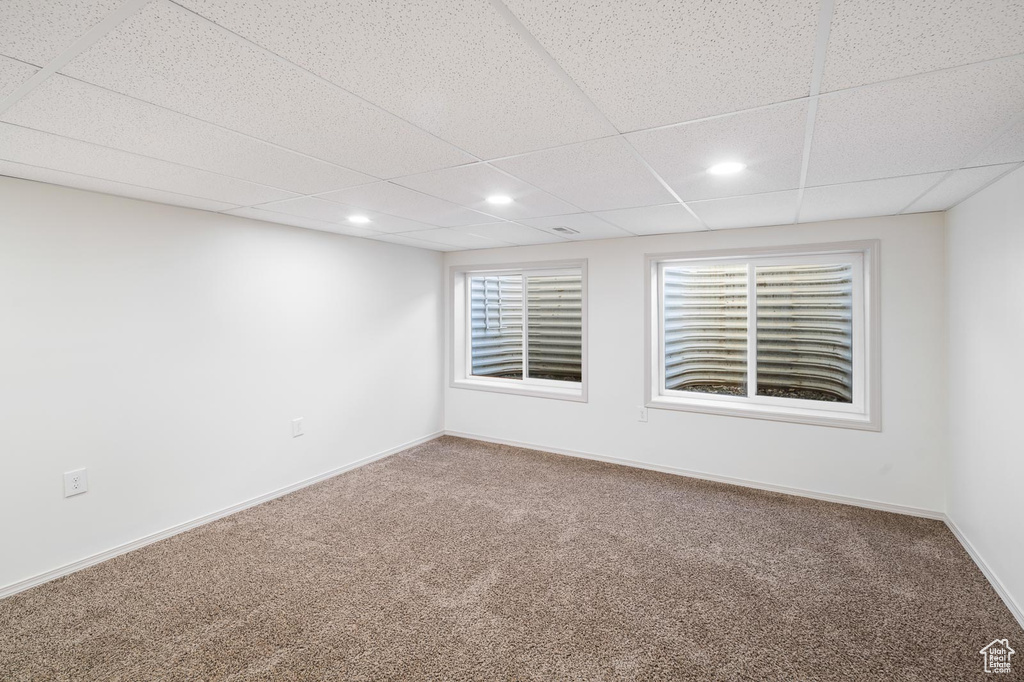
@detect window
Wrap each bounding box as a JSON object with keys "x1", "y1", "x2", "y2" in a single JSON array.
[
  {"x1": 646, "y1": 242, "x2": 879, "y2": 429},
  {"x1": 451, "y1": 261, "x2": 586, "y2": 401}
]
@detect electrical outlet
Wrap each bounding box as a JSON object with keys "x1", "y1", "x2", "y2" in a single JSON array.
[
  {"x1": 638, "y1": 407, "x2": 649, "y2": 423},
  {"x1": 64, "y1": 468, "x2": 88, "y2": 498},
  {"x1": 291, "y1": 417, "x2": 304, "y2": 438}
]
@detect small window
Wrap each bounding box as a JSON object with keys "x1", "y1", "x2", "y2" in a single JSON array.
[
  {"x1": 646, "y1": 242, "x2": 879, "y2": 429},
  {"x1": 452, "y1": 261, "x2": 586, "y2": 401}
]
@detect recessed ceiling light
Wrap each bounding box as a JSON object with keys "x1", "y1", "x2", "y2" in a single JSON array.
[
  {"x1": 486, "y1": 195, "x2": 513, "y2": 205},
  {"x1": 348, "y1": 215, "x2": 371, "y2": 224},
  {"x1": 707, "y1": 161, "x2": 747, "y2": 176}
]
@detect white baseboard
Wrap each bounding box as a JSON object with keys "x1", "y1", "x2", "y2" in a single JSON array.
[
  {"x1": 0, "y1": 431, "x2": 443, "y2": 601},
  {"x1": 445, "y1": 430, "x2": 944, "y2": 519},
  {"x1": 943, "y1": 515, "x2": 1024, "y2": 631}
]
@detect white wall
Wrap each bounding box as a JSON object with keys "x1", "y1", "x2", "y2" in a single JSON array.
[
  {"x1": 0, "y1": 177, "x2": 444, "y2": 590},
  {"x1": 444, "y1": 213, "x2": 948, "y2": 513},
  {"x1": 946, "y1": 166, "x2": 1024, "y2": 620}
]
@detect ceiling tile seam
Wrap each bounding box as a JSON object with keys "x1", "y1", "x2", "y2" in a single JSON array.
[
  {"x1": 896, "y1": 110, "x2": 1024, "y2": 214},
  {"x1": 0, "y1": 120, "x2": 312, "y2": 199},
  {"x1": 298, "y1": 179, "x2": 520, "y2": 225},
  {"x1": 0, "y1": 0, "x2": 153, "y2": 117},
  {"x1": 163, "y1": 0, "x2": 482, "y2": 166},
  {"x1": 817, "y1": 50, "x2": 1024, "y2": 101},
  {"x1": 238, "y1": 193, "x2": 511, "y2": 231},
  {"x1": 486, "y1": 0, "x2": 706, "y2": 231},
  {"x1": 50, "y1": 75, "x2": 387, "y2": 183},
  {"x1": 793, "y1": 0, "x2": 835, "y2": 224},
  {"x1": 940, "y1": 162, "x2": 1024, "y2": 212},
  {"x1": 0, "y1": 161, "x2": 242, "y2": 209}
]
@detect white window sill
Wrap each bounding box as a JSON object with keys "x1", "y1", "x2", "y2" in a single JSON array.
[
  {"x1": 451, "y1": 378, "x2": 586, "y2": 402},
  {"x1": 646, "y1": 395, "x2": 879, "y2": 431}
]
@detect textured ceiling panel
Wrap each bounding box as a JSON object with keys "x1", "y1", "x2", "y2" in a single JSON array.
[
  {"x1": 689, "y1": 190, "x2": 799, "y2": 230},
  {"x1": 255, "y1": 196, "x2": 438, "y2": 234},
  {"x1": 224, "y1": 206, "x2": 380, "y2": 237},
  {"x1": 905, "y1": 164, "x2": 1019, "y2": 213},
  {"x1": 592, "y1": 204, "x2": 703, "y2": 235},
  {"x1": 809, "y1": 58, "x2": 1024, "y2": 187},
  {"x1": 318, "y1": 182, "x2": 493, "y2": 228},
  {"x1": 176, "y1": 0, "x2": 611, "y2": 159},
  {"x1": 0, "y1": 0, "x2": 125, "y2": 65},
  {"x1": 393, "y1": 163, "x2": 579, "y2": 220},
  {"x1": 394, "y1": 227, "x2": 513, "y2": 249},
  {"x1": 2, "y1": 75, "x2": 375, "y2": 195},
  {"x1": 628, "y1": 101, "x2": 807, "y2": 202},
  {"x1": 0, "y1": 159, "x2": 238, "y2": 212},
  {"x1": 970, "y1": 115, "x2": 1024, "y2": 168},
  {"x1": 516, "y1": 212, "x2": 633, "y2": 241},
  {"x1": 492, "y1": 137, "x2": 674, "y2": 211},
  {"x1": 0, "y1": 55, "x2": 38, "y2": 100},
  {"x1": 822, "y1": 0, "x2": 1024, "y2": 92},
  {"x1": 60, "y1": 0, "x2": 471, "y2": 178},
  {"x1": 501, "y1": 0, "x2": 819, "y2": 131},
  {"x1": 799, "y1": 174, "x2": 942, "y2": 223},
  {"x1": 0, "y1": 123, "x2": 295, "y2": 206},
  {"x1": 453, "y1": 222, "x2": 565, "y2": 246},
  {"x1": 367, "y1": 232, "x2": 456, "y2": 252}
]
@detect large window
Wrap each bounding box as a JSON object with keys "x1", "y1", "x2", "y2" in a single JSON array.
[
  {"x1": 646, "y1": 242, "x2": 879, "y2": 429},
  {"x1": 452, "y1": 261, "x2": 586, "y2": 401}
]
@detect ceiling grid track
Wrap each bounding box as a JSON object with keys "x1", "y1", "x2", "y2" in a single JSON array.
[
  {"x1": 486, "y1": 0, "x2": 710, "y2": 232},
  {"x1": 793, "y1": 0, "x2": 836, "y2": 224},
  {"x1": 897, "y1": 109, "x2": 1024, "y2": 214},
  {"x1": 0, "y1": 0, "x2": 153, "y2": 117}
]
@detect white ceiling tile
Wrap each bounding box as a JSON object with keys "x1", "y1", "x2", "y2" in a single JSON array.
[
  {"x1": 808, "y1": 58, "x2": 1024, "y2": 187},
  {"x1": 392, "y1": 163, "x2": 580, "y2": 220},
  {"x1": 905, "y1": 164, "x2": 1020, "y2": 214},
  {"x1": 0, "y1": 55, "x2": 37, "y2": 100},
  {"x1": 175, "y1": 0, "x2": 610, "y2": 159},
  {"x1": 799, "y1": 174, "x2": 942, "y2": 224},
  {"x1": 592, "y1": 204, "x2": 703, "y2": 235},
  {"x1": 0, "y1": 159, "x2": 238, "y2": 212},
  {"x1": 256, "y1": 196, "x2": 437, "y2": 234},
  {"x1": 394, "y1": 228, "x2": 513, "y2": 250},
  {"x1": 517, "y1": 213, "x2": 633, "y2": 241},
  {"x1": 501, "y1": 0, "x2": 819, "y2": 131},
  {"x1": 0, "y1": 123, "x2": 295, "y2": 206},
  {"x1": 627, "y1": 101, "x2": 807, "y2": 202},
  {"x1": 61, "y1": 0, "x2": 471, "y2": 177},
  {"x1": 224, "y1": 206, "x2": 380, "y2": 237},
  {"x1": 2, "y1": 75, "x2": 376, "y2": 195},
  {"x1": 368, "y1": 232, "x2": 454, "y2": 252},
  {"x1": 492, "y1": 137, "x2": 675, "y2": 212},
  {"x1": 318, "y1": 182, "x2": 493, "y2": 228},
  {"x1": 971, "y1": 115, "x2": 1024, "y2": 167},
  {"x1": 822, "y1": 0, "x2": 1024, "y2": 92},
  {"x1": 0, "y1": 0, "x2": 124, "y2": 65},
  {"x1": 452, "y1": 222, "x2": 566, "y2": 246},
  {"x1": 689, "y1": 190, "x2": 799, "y2": 230}
]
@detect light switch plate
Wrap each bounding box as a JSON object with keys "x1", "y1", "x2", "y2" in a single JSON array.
[{"x1": 291, "y1": 417, "x2": 304, "y2": 438}]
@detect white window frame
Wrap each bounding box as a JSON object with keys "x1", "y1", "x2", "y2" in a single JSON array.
[
  {"x1": 645, "y1": 241, "x2": 880, "y2": 430},
  {"x1": 450, "y1": 259, "x2": 588, "y2": 402}
]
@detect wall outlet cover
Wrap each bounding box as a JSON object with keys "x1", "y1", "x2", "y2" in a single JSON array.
[
  {"x1": 64, "y1": 468, "x2": 88, "y2": 497},
  {"x1": 638, "y1": 407, "x2": 649, "y2": 423}
]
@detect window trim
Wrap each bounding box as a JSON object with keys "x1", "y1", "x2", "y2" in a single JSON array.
[
  {"x1": 450, "y1": 259, "x2": 588, "y2": 402},
  {"x1": 644, "y1": 241, "x2": 880, "y2": 431}
]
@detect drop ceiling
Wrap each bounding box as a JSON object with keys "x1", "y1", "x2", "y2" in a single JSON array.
[{"x1": 1, "y1": 0, "x2": 1022, "y2": 252}]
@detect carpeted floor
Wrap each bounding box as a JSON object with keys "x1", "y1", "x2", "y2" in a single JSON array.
[{"x1": 1, "y1": 436, "x2": 1020, "y2": 681}]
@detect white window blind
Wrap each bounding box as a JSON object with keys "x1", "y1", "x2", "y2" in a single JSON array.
[{"x1": 648, "y1": 242, "x2": 877, "y2": 430}]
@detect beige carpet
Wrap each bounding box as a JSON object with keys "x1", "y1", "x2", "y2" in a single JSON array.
[{"x1": 1, "y1": 436, "x2": 1020, "y2": 681}]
